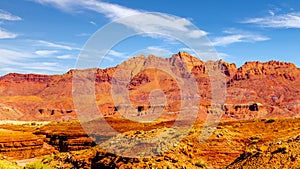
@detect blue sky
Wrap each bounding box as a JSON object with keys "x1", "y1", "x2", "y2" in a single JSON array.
[{"x1": 0, "y1": 0, "x2": 299, "y2": 75}]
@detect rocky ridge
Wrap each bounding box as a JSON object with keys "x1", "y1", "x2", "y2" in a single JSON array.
[
  {"x1": 0, "y1": 52, "x2": 299, "y2": 121},
  {"x1": 227, "y1": 133, "x2": 300, "y2": 169}
]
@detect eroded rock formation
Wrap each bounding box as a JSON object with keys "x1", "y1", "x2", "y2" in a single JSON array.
[{"x1": 0, "y1": 52, "x2": 299, "y2": 120}]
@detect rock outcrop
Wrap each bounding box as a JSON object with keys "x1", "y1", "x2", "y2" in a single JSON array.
[
  {"x1": 0, "y1": 52, "x2": 299, "y2": 120},
  {"x1": 0, "y1": 104, "x2": 23, "y2": 120},
  {"x1": 0, "y1": 129, "x2": 45, "y2": 159},
  {"x1": 200, "y1": 102, "x2": 267, "y2": 120},
  {"x1": 232, "y1": 60, "x2": 297, "y2": 81},
  {"x1": 227, "y1": 134, "x2": 300, "y2": 169},
  {"x1": 34, "y1": 121, "x2": 98, "y2": 153},
  {"x1": 37, "y1": 108, "x2": 75, "y2": 120}
]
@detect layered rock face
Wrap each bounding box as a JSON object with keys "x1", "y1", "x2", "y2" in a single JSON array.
[
  {"x1": 0, "y1": 52, "x2": 299, "y2": 121},
  {"x1": 33, "y1": 121, "x2": 106, "y2": 153},
  {"x1": 226, "y1": 60, "x2": 300, "y2": 118},
  {"x1": 37, "y1": 108, "x2": 76, "y2": 120},
  {"x1": 233, "y1": 61, "x2": 297, "y2": 81},
  {"x1": 0, "y1": 129, "x2": 45, "y2": 159},
  {"x1": 200, "y1": 102, "x2": 267, "y2": 120},
  {"x1": 0, "y1": 73, "x2": 56, "y2": 96}
]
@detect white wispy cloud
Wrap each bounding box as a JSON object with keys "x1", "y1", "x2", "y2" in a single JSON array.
[
  {"x1": 107, "y1": 50, "x2": 126, "y2": 58},
  {"x1": 0, "y1": 48, "x2": 31, "y2": 65},
  {"x1": 118, "y1": 13, "x2": 208, "y2": 39},
  {"x1": 79, "y1": 49, "x2": 126, "y2": 64},
  {"x1": 216, "y1": 52, "x2": 229, "y2": 58},
  {"x1": 211, "y1": 28, "x2": 269, "y2": 46},
  {"x1": 0, "y1": 10, "x2": 21, "y2": 39},
  {"x1": 21, "y1": 62, "x2": 63, "y2": 72},
  {"x1": 32, "y1": 0, "x2": 207, "y2": 39},
  {"x1": 143, "y1": 46, "x2": 173, "y2": 57},
  {"x1": 35, "y1": 49, "x2": 74, "y2": 59},
  {"x1": 0, "y1": 7, "x2": 77, "y2": 74},
  {"x1": 268, "y1": 10, "x2": 275, "y2": 16},
  {"x1": 35, "y1": 40, "x2": 78, "y2": 50},
  {"x1": 35, "y1": 50, "x2": 58, "y2": 56},
  {"x1": 102, "y1": 56, "x2": 114, "y2": 62},
  {"x1": 243, "y1": 12, "x2": 300, "y2": 28},
  {"x1": 76, "y1": 33, "x2": 90, "y2": 37},
  {"x1": 32, "y1": 0, "x2": 140, "y2": 19},
  {"x1": 0, "y1": 28, "x2": 18, "y2": 39},
  {"x1": 0, "y1": 48, "x2": 70, "y2": 75},
  {"x1": 0, "y1": 9, "x2": 22, "y2": 21},
  {"x1": 56, "y1": 54, "x2": 73, "y2": 59},
  {"x1": 89, "y1": 21, "x2": 97, "y2": 26},
  {"x1": 179, "y1": 47, "x2": 229, "y2": 58}
]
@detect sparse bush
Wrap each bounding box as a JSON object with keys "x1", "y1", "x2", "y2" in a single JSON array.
[
  {"x1": 194, "y1": 161, "x2": 207, "y2": 168},
  {"x1": 266, "y1": 119, "x2": 276, "y2": 123},
  {"x1": 42, "y1": 156, "x2": 53, "y2": 164},
  {"x1": 0, "y1": 160, "x2": 21, "y2": 169},
  {"x1": 234, "y1": 124, "x2": 240, "y2": 128},
  {"x1": 250, "y1": 139, "x2": 260, "y2": 144},
  {"x1": 250, "y1": 135, "x2": 260, "y2": 140},
  {"x1": 25, "y1": 162, "x2": 52, "y2": 169}
]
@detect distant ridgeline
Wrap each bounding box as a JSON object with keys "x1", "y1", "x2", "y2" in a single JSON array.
[{"x1": 0, "y1": 52, "x2": 298, "y2": 121}]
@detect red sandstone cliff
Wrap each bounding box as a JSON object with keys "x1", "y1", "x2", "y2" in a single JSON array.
[{"x1": 0, "y1": 52, "x2": 299, "y2": 120}]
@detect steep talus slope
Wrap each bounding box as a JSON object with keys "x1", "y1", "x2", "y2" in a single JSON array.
[{"x1": 0, "y1": 104, "x2": 23, "y2": 120}]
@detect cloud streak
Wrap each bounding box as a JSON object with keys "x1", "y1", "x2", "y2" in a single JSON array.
[
  {"x1": 0, "y1": 9, "x2": 22, "y2": 21},
  {"x1": 212, "y1": 29, "x2": 269, "y2": 46},
  {"x1": 243, "y1": 12, "x2": 300, "y2": 28},
  {"x1": 35, "y1": 49, "x2": 74, "y2": 59},
  {"x1": 89, "y1": 21, "x2": 97, "y2": 26},
  {"x1": 0, "y1": 10, "x2": 21, "y2": 39},
  {"x1": 35, "y1": 40, "x2": 79, "y2": 51},
  {"x1": 56, "y1": 54, "x2": 73, "y2": 59},
  {"x1": 0, "y1": 38, "x2": 79, "y2": 75},
  {"x1": 144, "y1": 46, "x2": 173, "y2": 57},
  {"x1": 0, "y1": 48, "x2": 72, "y2": 75},
  {"x1": 0, "y1": 28, "x2": 18, "y2": 39},
  {"x1": 35, "y1": 50, "x2": 58, "y2": 56},
  {"x1": 32, "y1": 0, "x2": 207, "y2": 39},
  {"x1": 32, "y1": 0, "x2": 140, "y2": 19}
]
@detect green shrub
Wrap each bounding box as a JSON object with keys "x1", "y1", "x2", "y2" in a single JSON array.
[
  {"x1": 0, "y1": 160, "x2": 21, "y2": 169},
  {"x1": 194, "y1": 161, "x2": 207, "y2": 168},
  {"x1": 265, "y1": 119, "x2": 276, "y2": 123},
  {"x1": 250, "y1": 135, "x2": 260, "y2": 140},
  {"x1": 42, "y1": 156, "x2": 53, "y2": 164},
  {"x1": 25, "y1": 162, "x2": 52, "y2": 169}
]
